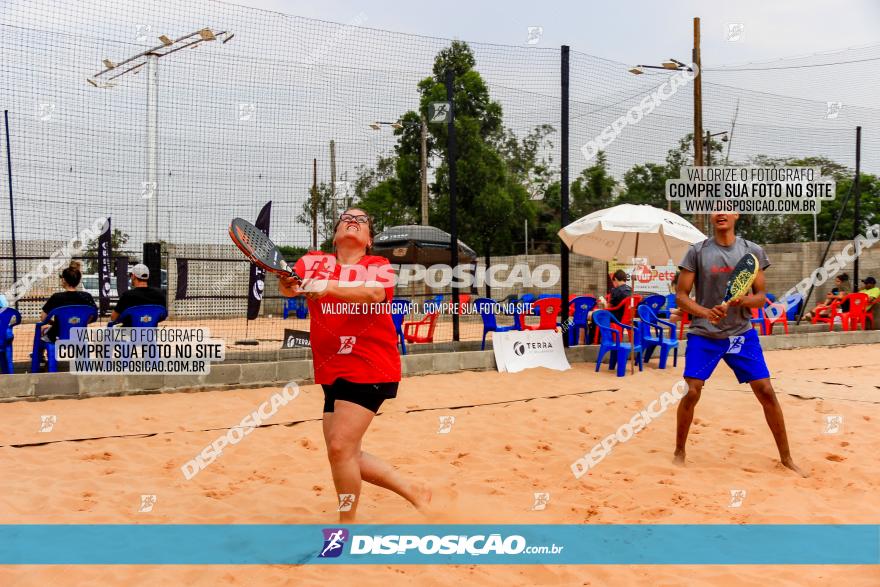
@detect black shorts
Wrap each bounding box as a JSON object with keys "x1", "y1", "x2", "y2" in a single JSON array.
[{"x1": 321, "y1": 378, "x2": 399, "y2": 414}]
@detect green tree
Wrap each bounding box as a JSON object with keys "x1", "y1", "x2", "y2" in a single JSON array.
[
  {"x1": 787, "y1": 157, "x2": 878, "y2": 241},
  {"x1": 412, "y1": 41, "x2": 535, "y2": 256},
  {"x1": 83, "y1": 228, "x2": 131, "y2": 273},
  {"x1": 570, "y1": 151, "x2": 617, "y2": 219},
  {"x1": 297, "y1": 182, "x2": 337, "y2": 251},
  {"x1": 734, "y1": 155, "x2": 878, "y2": 243},
  {"x1": 353, "y1": 156, "x2": 418, "y2": 231}
]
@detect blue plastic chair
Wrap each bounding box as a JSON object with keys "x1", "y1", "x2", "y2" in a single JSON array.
[
  {"x1": 31, "y1": 305, "x2": 98, "y2": 373},
  {"x1": 391, "y1": 299, "x2": 412, "y2": 355},
  {"x1": 567, "y1": 296, "x2": 596, "y2": 346},
  {"x1": 658, "y1": 293, "x2": 677, "y2": 318},
  {"x1": 750, "y1": 306, "x2": 767, "y2": 335},
  {"x1": 783, "y1": 293, "x2": 803, "y2": 321},
  {"x1": 593, "y1": 309, "x2": 643, "y2": 377},
  {"x1": 637, "y1": 304, "x2": 678, "y2": 369},
  {"x1": 107, "y1": 305, "x2": 167, "y2": 369},
  {"x1": 475, "y1": 297, "x2": 518, "y2": 350},
  {"x1": 283, "y1": 297, "x2": 308, "y2": 319},
  {"x1": 107, "y1": 304, "x2": 168, "y2": 328},
  {"x1": 639, "y1": 294, "x2": 666, "y2": 316},
  {"x1": 423, "y1": 294, "x2": 443, "y2": 313},
  {"x1": 1, "y1": 308, "x2": 22, "y2": 374}
]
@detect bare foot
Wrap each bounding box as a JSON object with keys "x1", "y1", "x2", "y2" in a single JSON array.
[
  {"x1": 781, "y1": 458, "x2": 809, "y2": 478},
  {"x1": 409, "y1": 481, "x2": 433, "y2": 512},
  {"x1": 673, "y1": 451, "x2": 686, "y2": 466}
]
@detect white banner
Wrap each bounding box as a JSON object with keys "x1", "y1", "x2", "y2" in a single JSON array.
[
  {"x1": 492, "y1": 330, "x2": 571, "y2": 374},
  {"x1": 609, "y1": 261, "x2": 677, "y2": 296}
]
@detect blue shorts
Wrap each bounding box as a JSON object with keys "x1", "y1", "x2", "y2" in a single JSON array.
[{"x1": 683, "y1": 329, "x2": 770, "y2": 384}]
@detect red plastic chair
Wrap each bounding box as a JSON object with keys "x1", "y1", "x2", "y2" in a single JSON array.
[
  {"x1": 839, "y1": 293, "x2": 871, "y2": 331},
  {"x1": 678, "y1": 311, "x2": 690, "y2": 340},
  {"x1": 403, "y1": 312, "x2": 438, "y2": 343},
  {"x1": 763, "y1": 302, "x2": 789, "y2": 334},
  {"x1": 592, "y1": 295, "x2": 640, "y2": 343},
  {"x1": 456, "y1": 293, "x2": 471, "y2": 314},
  {"x1": 522, "y1": 298, "x2": 562, "y2": 331},
  {"x1": 812, "y1": 299, "x2": 843, "y2": 331}
]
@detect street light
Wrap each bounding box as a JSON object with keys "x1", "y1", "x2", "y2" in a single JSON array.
[
  {"x1": 369, "y1": 119, "x2": 430, "y2": 226},
  {"x1": 627, "y1": 57, "x2": 694, "y2": 76},
  {"x1": 705, "y1": 130, "x2": 729, "y2": 166},
  {"x1": 88, "y1": 27, "x2": 233, "y2": 287}
]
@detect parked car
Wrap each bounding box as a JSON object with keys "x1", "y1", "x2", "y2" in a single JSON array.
[{"x1": 81, "y1": 274, "x2": 118, "y2": 303}]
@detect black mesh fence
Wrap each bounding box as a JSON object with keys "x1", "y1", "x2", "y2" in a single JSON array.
[{"x1": 1, "y1": 0, "x2": 877, "y2": 362}]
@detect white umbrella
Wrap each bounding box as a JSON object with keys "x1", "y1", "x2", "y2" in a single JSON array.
[
  {"x1": 558, "y1": 203, "x2": 706, "y2": 373},
  {"x1": 558, "y1": 203, "x2": 706, "y2": 266}
]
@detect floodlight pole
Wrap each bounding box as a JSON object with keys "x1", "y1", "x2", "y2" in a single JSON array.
[
  {"x1": 88, "y1": 27, "x2": 233, "y2": 288},
  {"x1": 146, "y1": 54, "x2": 159, "y2": 243}
]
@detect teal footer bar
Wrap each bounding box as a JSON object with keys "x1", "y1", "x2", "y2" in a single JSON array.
[{"x1": 1, "y1": 524, "x2": 877, "y2": 565}]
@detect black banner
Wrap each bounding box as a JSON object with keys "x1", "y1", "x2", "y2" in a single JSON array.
[
  {"x1": 97, "y1": 217, "x2": 112, "y2": 315},
  {"x1": 247, "y1": 201, "x2": 272, "y2": 320},
  {"x1": 175, "y1": 258, "x2": 189, "y2": 300},
  {"x1": 115, "y1": 256, "x2": 129, "y2": 296},
  {"x1": 282, "y1": 329, "x2": 311, "y2": 349}
]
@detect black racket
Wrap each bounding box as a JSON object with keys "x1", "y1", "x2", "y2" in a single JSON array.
[
  {"x1": 709, "y1": 253, "x2": 759, "y2": 324},
  {"x1": 228, "y1": 217, "x2": 300, "y2": 281}
]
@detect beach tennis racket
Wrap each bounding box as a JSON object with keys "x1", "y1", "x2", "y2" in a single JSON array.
[
  {"x1": 228, "y1": 217, "x2": 301, "y2": 281},
  {"x1": 710, "y1": 253, "x2": 759, "y2": 323}
]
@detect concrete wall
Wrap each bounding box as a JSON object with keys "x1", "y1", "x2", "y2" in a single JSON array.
[
  {"x1": 5, "y1": 237, "x2": 879, "y2": 322},
  {"x1": 3, "y1": 329, "x2": 879, "y2": 402}
]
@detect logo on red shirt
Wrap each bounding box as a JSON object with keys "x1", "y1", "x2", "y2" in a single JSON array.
[
  {"x1": 337, "y1": 336, "x2": 356, "y2": 354},
  {"x1": 711, "y1": 265, "x2": 733, "y2": 273},
  {"x1": 302, "y1": 254, "x2": 336, "y2": 280}
]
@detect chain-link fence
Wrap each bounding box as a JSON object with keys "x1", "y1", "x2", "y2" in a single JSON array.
[{"x1": 2, "y1": 0, "x2": 877, "y2": 363}]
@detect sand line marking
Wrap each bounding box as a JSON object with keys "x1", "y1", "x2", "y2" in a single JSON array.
[{"x1": 1, "y1": 387, "x2": 621, "y2": 448}]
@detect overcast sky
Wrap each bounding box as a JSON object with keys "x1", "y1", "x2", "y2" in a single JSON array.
[{"x1": 228, "y1": 0, "x2": 880, "y2": 69}]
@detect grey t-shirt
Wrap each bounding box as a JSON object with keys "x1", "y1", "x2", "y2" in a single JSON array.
[{"x1": 679, "y1": 236, "x2": 770, "y2": 339}]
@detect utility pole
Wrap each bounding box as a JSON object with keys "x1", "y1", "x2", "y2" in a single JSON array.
[
  {"x1": 706, "y1": 129, "x2": 711, "y2": 167},
  {"x1": 692, "y1": 17, "x2": 705, "y2": 234},
  {"x1": 311, "y1": 158, "x2": 318, "y2": 250},
  {"x1": 420, "y1": 117, "x2": 429, "y2": 225}
]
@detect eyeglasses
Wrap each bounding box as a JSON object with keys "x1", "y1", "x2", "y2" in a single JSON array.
[{"x1": 339, "y1": 213, "x2": 370, "y2": 225}]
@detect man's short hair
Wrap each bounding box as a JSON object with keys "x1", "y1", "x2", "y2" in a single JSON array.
[{"x1": 612, "y1": 269, "x2": 628, "y2": 282}]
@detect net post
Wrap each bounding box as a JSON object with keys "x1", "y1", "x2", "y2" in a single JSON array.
[{"x1": 560, "y1": 45, "x2": 570, "y2": 346}]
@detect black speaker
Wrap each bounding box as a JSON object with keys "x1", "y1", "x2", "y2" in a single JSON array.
[{"x1": 143, "y1": 242, "x2": 162, "y2": 289}]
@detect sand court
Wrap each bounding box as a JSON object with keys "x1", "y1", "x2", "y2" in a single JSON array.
[{"x1": 1, "y1": 344, "x2": 878, "y2": 584}]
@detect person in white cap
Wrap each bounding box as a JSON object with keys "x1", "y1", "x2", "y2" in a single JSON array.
[{"x1": 110, "y1": 263, "x2": 166, "y2": 326}]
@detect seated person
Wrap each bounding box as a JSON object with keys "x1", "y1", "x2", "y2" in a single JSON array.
[
  {"x1": 859, "y1": 276, "x2": 879, "y2": 301},
  {"x1": 110, "y1": 263, "x2": 167, "y2": 326},
  {"x1": 804, "y1": 274, "x2": 850, "y2": 321},
  {"x1": 588, "y1": 270, "x2": 633, "y2": 340},
  {"x1": 40, "y1": 261, "x2": 97, "y2": 342},
  {"x1": 595, "y1": 269, "x2": 632, "y2": 321}
]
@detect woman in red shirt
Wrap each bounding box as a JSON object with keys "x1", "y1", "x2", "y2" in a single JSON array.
[{"x1": 279, "y1": 209, "x2": 431, "y2": 522}]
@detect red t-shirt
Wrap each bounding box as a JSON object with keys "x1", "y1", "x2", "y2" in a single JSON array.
[{"x1": 293, "y1": 252, "x2": 401, "y2": 385}]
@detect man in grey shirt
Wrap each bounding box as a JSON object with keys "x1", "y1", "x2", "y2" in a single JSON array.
[{"x1": 674, "y1": 212, "x2": 805, "y2": 476}]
